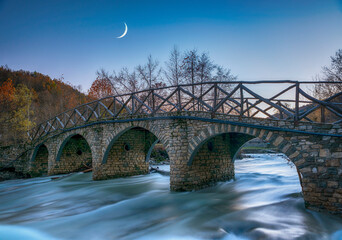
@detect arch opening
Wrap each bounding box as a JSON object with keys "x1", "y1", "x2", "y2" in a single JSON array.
[
  {"x1": 96, "y1": 127, "x2": 169, "y2": 180},
  {"x1": 53, "y1": 134, "x2": 92, "y2": 175},
  {"x1": 186, "y1": 131, "x2": 303, "y2": 193},
  {"x1": 233, "y1": 137, "x2": 270, "y2": 161},
  {"x1": 30, "y1": 144, "x2": 49, "y2": 177},
  {"x1": 232, "y1": 136, "x2": 303, "y2": 210},
  {"x1": 188, "y1": 132, "x2": 254, "y2": 166},
  {"x1": 185, "y1": 133, "x2": 253, "y2": 190}
]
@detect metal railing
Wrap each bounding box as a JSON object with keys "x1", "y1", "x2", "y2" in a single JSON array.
[{"x1": 27, "y1": 81, "x2": 342, "y2": 142}]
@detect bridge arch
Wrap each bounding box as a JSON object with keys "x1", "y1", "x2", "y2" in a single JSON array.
[
  {"x1": 102, "y1": 126, "x2": 160, "y2": 164},
  {"x1": 30, "y1": 143, "x2": 49, "y2": 177},
  {"x1": 101, "y1": 122, "x2": 168, "y2": 157},
  {"x1": 94, "y1": 123, "x2": 169, "y2": 180},
  {"x1": 188, "y1": 124, "x2": 301, "y2": 166},
  {"x1": 51, "y1": 132, "x2": 93, "y2": 175},
  {"x1": 185, "y1": 124, "x2": 304, "y2": 191}
]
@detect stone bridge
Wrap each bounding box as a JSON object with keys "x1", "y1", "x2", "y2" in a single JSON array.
[{"x1": 1, "y1": 81, "x2": 342, "y2": 216}]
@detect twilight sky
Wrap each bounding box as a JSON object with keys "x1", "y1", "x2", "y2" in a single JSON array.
[{"x1": 0, "y1": 0, "x2": 342, "y2": 92}]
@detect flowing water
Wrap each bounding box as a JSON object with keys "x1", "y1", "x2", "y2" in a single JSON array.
[{"x1": 1, "y1": 154, "x2": 342, "y2": 240}]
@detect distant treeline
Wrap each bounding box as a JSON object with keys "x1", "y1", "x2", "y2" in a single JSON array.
[
  {"x1": 0, "y1": 66, "x2": 89, "y2": 146},
  {"x1": 88, "y1": 47, "x2": 237, "y2": 99}
]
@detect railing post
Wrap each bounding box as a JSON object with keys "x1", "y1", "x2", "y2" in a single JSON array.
[
  {"x1": 214, "y1": 83, "x2": 217, "y2": 111},
  {"x1": 295, "y1": 82, "x2": 299, "y2": 125},
  {"x1": 321, "y1": 106, "x2": 325, "y2": 123},
  {"x1": 151, "y1": 89, "x2": 155, "y2": 115},
  {"x1": 192, "y1": 84, "x2": 195, "y2": 111},
  {"x1": 113, "y1": 97, "x2": 116, "y2": 118},
  {"x1": 98, "y1": 102, "x2": 101, "y2": 119},
  {"x1": 211, "y1": 83, "x2": 218, "y2": 118},
  {"x1": 131, "y1": 93, "x2": 135, "y2": 115},
  {"x1": 239, "y1": 83, "x2": 243, "y2": 120},
  {"x1": 246, "y1": 99, "x2": 250, "y2": 117},
  {"x1": 86, "y1": 106, "x2": 89, "y2": 120},
  {"x1": 278, "y1": 101, "x2": 283, "y2": 119},
  {"x1": 177, "y1": 86, "x2": 181, "y2": 111}
]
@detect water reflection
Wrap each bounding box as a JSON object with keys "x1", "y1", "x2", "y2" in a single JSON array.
[{"x1": 0, "y1": 154, "x2": 341, "y2": 240}]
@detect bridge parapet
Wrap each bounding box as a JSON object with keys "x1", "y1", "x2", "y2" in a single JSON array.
[{"x1": 27, "y1": 81, "x2": 342, "y2": 142}]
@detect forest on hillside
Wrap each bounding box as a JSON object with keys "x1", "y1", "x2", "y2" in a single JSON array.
[{"x1": 0, "y1": 66, "x2": 89, "y2": 146}]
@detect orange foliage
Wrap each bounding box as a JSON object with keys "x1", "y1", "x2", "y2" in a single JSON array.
[
  {"x1": 88, "y1": 77, "x2": 114, "y2": 100},
  {"x1": 0, "y1": 78, "x2": 15, "y2": 102}
]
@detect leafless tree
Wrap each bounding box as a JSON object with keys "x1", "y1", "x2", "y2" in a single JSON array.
[
  {"x1": 182, "y1": 49, "x2": 199, "y2": 109},
  {"x1": 137, "y1": 55, "x2": 162, "y2": 90},
  {"x1": 164, "y1": 46, "x2": 184, "y2": 86},
  {"x1": 314, "y1": 49, "x2": 342, "y2": 99},
  {"x1": 196, "y1": 52, "x2": 215, "y2": 109},
  {"x1": 114, "y1": 68, "x2": 141, "y2": 93},
  {"x1": 213, "y1": 65, "x2": 237, "y2": 82},
  {"x1": 182, "y1": 49, "x2": 199, "y2": 85},
  {"x1": 93, "y1": 47, "x2": 237, "y2": 112},
  {"x1": 197, "y1": 52, "x2": 214, "y2": 83}
]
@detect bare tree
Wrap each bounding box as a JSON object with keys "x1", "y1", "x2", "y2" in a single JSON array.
[
  {"x1": 92, "y1": 46, "x2": 238, "y2": 112},
  {"x1": 314, "y1": 49, "x2": 342, "y2": 99},
  {"x1": 164, "y1": 46, "x2": 184, "y2": 86},
  {"x1": 114, "y1": 68, "x2": 141, "y2": 93},
  {"x1": 182, "y1": 49, "x2": 199, "y2": 110},
  {"x1": 196, "y1": 52, "x2": 215, "y2": 110},
  {"x1": 137, "y1": 55, "x2": 162, "y2": 89},
  {"x1": 197, "y1": 52, "x2": 215, "y2": 83},
  {"x1": 182, "y1": 49, "x2": 199, "y2": 86},
  {"x1": 213, "y1": 65, "x2": 237, "y2": 82}
]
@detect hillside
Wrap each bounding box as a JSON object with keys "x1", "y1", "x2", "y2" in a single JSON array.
[{"x1": 0, "y1": 66, "x2": 90, "y2": 146}]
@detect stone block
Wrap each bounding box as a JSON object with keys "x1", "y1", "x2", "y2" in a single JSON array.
[{"x1": 319, "y1": 149, "x2": 331, "y2": 158}]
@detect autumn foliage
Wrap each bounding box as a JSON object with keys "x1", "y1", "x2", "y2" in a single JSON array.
[
  {"x1": 0, "y1": 78, "x2": 15, "y2": 103},
  {"x1": 88, "y1": 77, "x2": 114, "y2": 100},
  {"x1": 0, "y1": 66, "x2": 89, "y2": 146}
]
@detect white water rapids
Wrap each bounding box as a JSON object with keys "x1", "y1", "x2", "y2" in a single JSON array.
[{"x1": 0, "y1": 154, "x2": 342, "y2": 240}]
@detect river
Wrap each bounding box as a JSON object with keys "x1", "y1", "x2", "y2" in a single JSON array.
[{"x1": 0, "y1": 154, "x2": 342, "y2": 240}]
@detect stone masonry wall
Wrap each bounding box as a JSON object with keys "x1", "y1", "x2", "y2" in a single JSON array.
[
  {"x1": 49, "y1": 135, "x2": 92, "y2": 175},
  {"x1": 29, "y1": 144, "x2": 48, "y2": 177},
  {"x1": 0, "y1": 144, "x2": 32, "y2": 180},
  {"x1": 180, "y1": 134, "x2": 234, "y2": 191},
  {"x1": 93, "y1": 127, "x2": 155, "y2": 180}
]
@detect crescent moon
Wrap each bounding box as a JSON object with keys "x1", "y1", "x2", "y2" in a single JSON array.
[{"x1": 117, "y1": 23, "x2": 128, "y2": 39}]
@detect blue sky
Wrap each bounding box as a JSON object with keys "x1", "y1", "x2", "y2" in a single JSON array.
[{"x1": 0, "y1": 0, "x2": 342, "y2": 91}]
